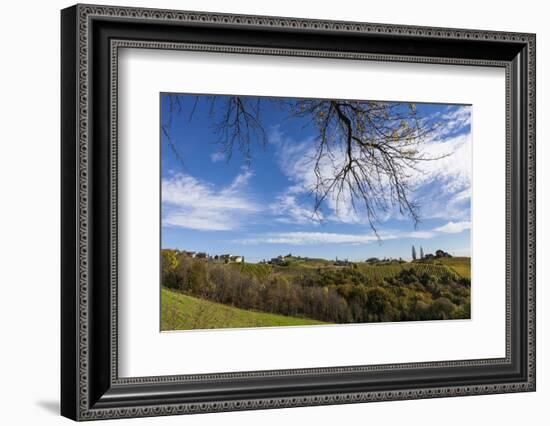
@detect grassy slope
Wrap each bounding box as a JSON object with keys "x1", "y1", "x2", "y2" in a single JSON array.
[
  {"x1": 162, "y1": 287, "x2": 328, "y2": 331},
  {"x1": 432, "y1": 257, "x2": 471, "y2": 279}
]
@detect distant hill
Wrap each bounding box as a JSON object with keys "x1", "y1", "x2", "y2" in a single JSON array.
[
  {"x1": 250, "y1": 256, "x2": 471, "y2": 282},
  {"x1": 161, "y1": 250, "x2": 471, "y2": 329}
]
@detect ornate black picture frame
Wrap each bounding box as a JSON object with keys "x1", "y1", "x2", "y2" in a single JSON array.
[{"x1": 61, "y1": 4, "x2": 536, "y2": 421}]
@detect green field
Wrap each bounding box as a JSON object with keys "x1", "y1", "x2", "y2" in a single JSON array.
[
  {"x1": 161, "y1": 287, "x2": 328, "y2": 331},
  {"x1": 429, "y1": 257, "x2": 471, "y2": 279},
  {"x1": 355, "y1": 258, "x2": 470, "y2": 281},
  {"x1": 229, "y1": 262, "x2": 273, "y2": 280}
]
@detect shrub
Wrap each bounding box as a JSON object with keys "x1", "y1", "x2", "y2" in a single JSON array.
[{"x1": 428, "y1": 297, "x2": 456, "y2": 320}]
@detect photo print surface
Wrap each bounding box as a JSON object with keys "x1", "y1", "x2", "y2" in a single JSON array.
[{"x1": 160, "y1": 93, "x2": 472, "y2": 331}]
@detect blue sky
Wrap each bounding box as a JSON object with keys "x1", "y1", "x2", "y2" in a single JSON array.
[{"x1": 161, "y1": 94, "x2": 472, "y2": 263}]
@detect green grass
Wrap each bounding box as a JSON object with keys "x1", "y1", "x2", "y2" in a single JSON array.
[
  {"x1": 429, "y1": 257, "x2": 471, "y2": 279},
  {"x1": 162, "y1": 287, "x2": 329, "y2": 331},
  {"x1": 356, "y1": 262, "x2": 407, "y2": 281},
  {"x1": 230, "y1": 262, "x2": 273, "y2": 280},
  {"x1": 355, "y1": 261, "x2": 467, "y2": 282}
]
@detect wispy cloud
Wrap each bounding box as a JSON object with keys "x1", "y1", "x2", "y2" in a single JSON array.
[
  {"x1": 429, "y1": 105, "x2": 472, "y2": 140},
  {"x1": 236, "y1": 231, "x2": 387, "y2": 246},
  {"x1": 162, "y1": 169, "x2": 261, "y2": 231},
  {"x1": 210, "y1": 151, "x2": 225, "y2": 163},
  {"x1": 270, "y1": 128, "x2": 367, "y2": 225},
  {"x1": 412, "y1": 134, "x2": 471, "y2": 221},
  {"x1": 269, "y1": 104, "x2": 472, "y2": 227},
  {"x1": 234, "y1": 221, "x2": 470, "y2": 246},
  {"x1": 433, "y1": 221, "x2": 471, "y2": 234},
  {"x1": 405, "y1": 231, "x2": 435, "y2": 239},
  {"x1": 415, "y1": 133, "x2": 471, "y2": 190},
  {"x1": 270, "y1": 194, "x2": 323, "y2": 225}
]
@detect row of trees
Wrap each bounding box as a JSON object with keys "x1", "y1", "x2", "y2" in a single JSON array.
[
  {"x1": 412, "y1": 246, "x2": 454, "y2": 261},
  {"x1": 163, "y1": 254, "x2": 350, "y2": 322},
  {"x1": 162, "y1": 250, "x2": 470, "y2": 323},
  {"x1": 411, "y1": 245, "x2": 425, "y2": 260}
]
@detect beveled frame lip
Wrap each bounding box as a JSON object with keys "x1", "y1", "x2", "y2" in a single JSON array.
[{"x1": 61, "y1": 3, "x2": 535, "y2": 421}]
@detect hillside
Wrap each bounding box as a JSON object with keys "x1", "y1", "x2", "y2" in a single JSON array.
[
  {"x1": 161, "y1": 287, "x2": 329, "y2": 331},
  {"x1": 269, "y1": 256, "x2": 470, "y2": 283},
  {"x1": 427, "y1": 256, "x2": 471, "y2": 279},
  {"x1": 162, "y1": 249, "x2": 471, "y2": 329}
]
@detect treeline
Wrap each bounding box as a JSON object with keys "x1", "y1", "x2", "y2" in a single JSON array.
[{"x1": 162, "y1": 250, "x2": 470, "y2": 323}]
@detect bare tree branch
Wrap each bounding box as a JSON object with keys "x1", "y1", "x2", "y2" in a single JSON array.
[{"x1": 164, "y1": 95, "x2": 448, "y2": 236}]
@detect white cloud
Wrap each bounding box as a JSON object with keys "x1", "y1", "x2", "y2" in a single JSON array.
[
  {"x1": 237, "y1": 231, "x2": 390, "y2": 246},
  {"x1": 234, "y1": 221, "x2": 470, "y2": 246},
  {"x1": 271, "y1": 130, "x2": 367, "y2": 225},
  {"x1": 429, "y1": 106, "x2": 472, "y2": 140},
  {"x1": 270, "y1": 106, "x2": 472, "y2": 227},
  {"x1": 433, "y1": 221, "x2": 471, "y2": 234},
  {"x1": 411, "y1": 131, "x2": 472, "y2": 221},
  {"x1": 405, "y1": 231, "x2": 435, "y2": 239},
  {"x1": 270, "y1": 194, "x2": 323, "y2": 225},
  {"x1": 162, "y1": 170, "x2": 261, "y2": 231},
  {"x1": 411, "y1": 106, "x2": 472, "y2": 219},
  {"x1": 414, "y1": 133, "x2": 471, "y2": 190},
  {"x1": 210, "y1": 151, "x2": 225, "y2": 163}
]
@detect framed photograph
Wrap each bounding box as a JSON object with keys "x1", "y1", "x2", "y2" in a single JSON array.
[{"x1": 61, "y1": 4, "x2": 536, "y2": 421}]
